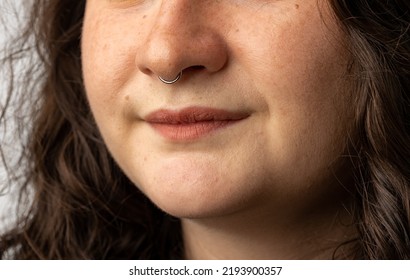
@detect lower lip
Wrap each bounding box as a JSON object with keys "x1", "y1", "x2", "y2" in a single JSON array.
[{"x1": 149, "y1": 120, "x2": 242, "y2": 141}]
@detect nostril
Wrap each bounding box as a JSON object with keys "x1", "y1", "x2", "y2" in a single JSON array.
[{"x1": 183, "y1": 65, "x2": 206, "y2": 74}]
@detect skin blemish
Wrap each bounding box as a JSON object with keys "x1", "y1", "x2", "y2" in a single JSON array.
[{"x1": 295, "y1": 4, "x2": 300, "y2": 9}]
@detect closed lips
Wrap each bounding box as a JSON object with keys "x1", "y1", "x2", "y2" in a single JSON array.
[{"x1": 145, "y1": 107, "x2": 250, "y2": 141}]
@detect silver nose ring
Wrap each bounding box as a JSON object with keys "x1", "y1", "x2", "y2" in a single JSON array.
[{"x1": 158, "y1": 72, "x2": 182, "y2": 84}]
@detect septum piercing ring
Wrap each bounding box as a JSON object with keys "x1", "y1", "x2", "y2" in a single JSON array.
[{"x1": 158, "y1": 72, "x2": 182, "y2": 84}]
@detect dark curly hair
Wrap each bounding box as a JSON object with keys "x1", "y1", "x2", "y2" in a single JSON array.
[
  {"x1": 0, "y1": 0, "x2": 409, "y2": 259},
  {"x1": 329, "y1": 0, "x2": 410, "y2": 258}
]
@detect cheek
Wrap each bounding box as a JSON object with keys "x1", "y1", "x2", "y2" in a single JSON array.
[
  {"x1": 263, "y1": 14, "x2": 349, "y2": 123},
  {"x1": 82, "y1": 12, "x2": 140, "y2": 116},
  {"x1": 255, "y1": 17, "x2": 343, "y2": 97},
  {"x1": 230, "y1": 3, "x2": 349, "y2": 120},
  {"x1": 238, "y1": 9, "x2": 353, "y2": 185}
]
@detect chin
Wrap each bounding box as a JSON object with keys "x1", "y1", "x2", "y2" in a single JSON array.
[
  {"x1": 116, "y1": 144, "x2": 269, "y2": 219},
  {"x1": 134, "y1": 170, "x2": 261, "y2": 220}
]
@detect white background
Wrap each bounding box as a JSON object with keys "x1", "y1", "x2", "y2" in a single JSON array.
[
  {"x1": 0, "y1": 260, "x2": 408, "y2": 279},
  {"x1": 0, "y1": 0, "x2": 25, "y2": 233}
]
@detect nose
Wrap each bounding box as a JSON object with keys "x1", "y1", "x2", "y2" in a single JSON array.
[{"x1": 135, "y1": 0, "x2": 228, "y2": 83}]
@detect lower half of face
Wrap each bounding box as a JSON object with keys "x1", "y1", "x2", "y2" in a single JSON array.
[
  {"x1": 98, "y1": 107, "x2": 353, "y2": 220},
  {"x1": 82, "y1": 0, "x2": 355, "y2": 219}
]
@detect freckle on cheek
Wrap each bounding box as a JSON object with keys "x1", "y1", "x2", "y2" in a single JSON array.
[{"x1": 295, "y1": 4, "x2": 300, "y2": 9}]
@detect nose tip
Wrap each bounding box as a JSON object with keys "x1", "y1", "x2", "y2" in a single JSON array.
[
  {"x1": 137, "y1": 38, "x2": 187, "y2": 79},
  {"x1": 135, "y1": 4, "x2": 228, "y2": 83}
]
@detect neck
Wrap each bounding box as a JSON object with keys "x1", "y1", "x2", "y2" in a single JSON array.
[{"x1": 181, "y1": 197, "x2": 356, "y2": 260}]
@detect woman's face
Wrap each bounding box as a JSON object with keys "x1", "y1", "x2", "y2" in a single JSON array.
[{"x1": 82, "y1": 0, "x2": 354, "y2": 219}]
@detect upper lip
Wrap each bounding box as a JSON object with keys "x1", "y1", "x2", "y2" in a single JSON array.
[{"x1": 144, "y1": 106, "x2": 250, "y2": 124}]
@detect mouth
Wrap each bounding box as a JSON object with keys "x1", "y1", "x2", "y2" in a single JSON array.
[{"x1": 144, "y1": 106, "x2": 250, "y2": 142}]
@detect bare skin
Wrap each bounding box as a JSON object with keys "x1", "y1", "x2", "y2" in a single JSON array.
[{"x1": 82, "y1": 0, "x2": 356, "y2": 259}]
